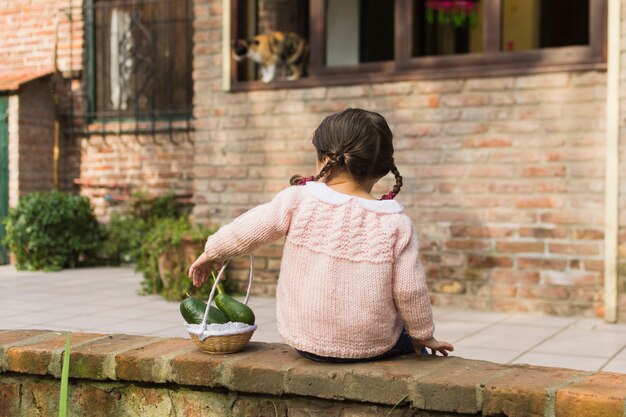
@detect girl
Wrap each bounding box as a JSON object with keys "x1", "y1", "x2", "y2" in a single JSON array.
[{"x1": 188, "y1": 108, "x2": 453, "y2": 362}]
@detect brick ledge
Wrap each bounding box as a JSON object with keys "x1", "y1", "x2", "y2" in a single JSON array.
[{"x1": 0, "y1": 329, "x2": 625, "y2": 417}]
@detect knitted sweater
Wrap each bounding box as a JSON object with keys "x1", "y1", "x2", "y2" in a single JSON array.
[{"x1": 203, "y1": 181, "x2": 434, "y2": 358}]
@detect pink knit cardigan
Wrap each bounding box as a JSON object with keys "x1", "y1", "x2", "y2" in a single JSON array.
[{"x1": 203, "y1": 182, "x2": 434, "y2": 358}]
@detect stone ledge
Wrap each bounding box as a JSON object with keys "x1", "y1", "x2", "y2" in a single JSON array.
[{"x1": 1, "y1": 329, "x2": 625, "y2": 417}]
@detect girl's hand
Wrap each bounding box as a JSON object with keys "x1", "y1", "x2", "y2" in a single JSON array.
[
  {"x1": 188, "y1": 253, "x2": 223, "y2": 287},
  {"x1": 412, "y1": 336, "x2": 454, "y2": 357}
]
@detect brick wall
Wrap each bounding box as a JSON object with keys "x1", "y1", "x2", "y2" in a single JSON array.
[
  {"x1": 78, "y1": 132, "x2": 195, "y2": 219},
  {"x1": 1, "y1": 0, "x2": 618, "y2": 318},
  {"x1": 1, "y1": 330, "x2": 625, "y2": 417},
  {"x1": 15, "y1": 76, "x2": 56, "y2": 196},
  {"x1": 0, "y1": 0, "x2": 82, "y2": 77},
  {"x1": 192, "y1": 2, "x2": 608, "y2": 316}
]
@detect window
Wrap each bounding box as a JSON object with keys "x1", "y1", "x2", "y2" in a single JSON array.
[
  {"x1": 230, "y1": 0, "x2": 606, "y2": 89},
  {"x1": 85, "y1": 0, "x2": 193, "y2": 122}
]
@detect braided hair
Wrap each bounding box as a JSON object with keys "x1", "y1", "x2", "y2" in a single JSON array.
[{"x1": 290, "y1": 108, "x2": 403, "y2": 199}]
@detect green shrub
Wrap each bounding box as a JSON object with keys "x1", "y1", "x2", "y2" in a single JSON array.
[
  {"x1": 137, "y1": 217, "x2": 217, "y2": 300},
  {"x1": 102, "y1": 192, "x2": 187, "y2": 264},
  {"x1": 3, "y1": 191, "x2": 102, "y2": 271},
  {"x1": 102, "y1": 214, "x2": 148, "y2": 264}
]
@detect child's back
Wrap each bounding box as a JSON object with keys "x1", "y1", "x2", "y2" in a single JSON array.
[
  {"x1": 190, "y1": 108, "x2": 453, "y2": 361},
  {"x1": 279, "y1": 181, "x2": 433, "y2": 358}
]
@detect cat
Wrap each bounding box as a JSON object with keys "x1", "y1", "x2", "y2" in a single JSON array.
[{"x1": 232, "y1": 31, "x2": 308, "y2": 83}]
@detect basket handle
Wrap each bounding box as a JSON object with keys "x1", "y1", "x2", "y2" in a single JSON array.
[{"x1": 198, "y1": 254, "x2": 254, "y2": 332}]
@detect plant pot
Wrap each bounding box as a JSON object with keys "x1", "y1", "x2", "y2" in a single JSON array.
[{"x1": 157, "y1": 236, "x2": 203, "y2": 289}]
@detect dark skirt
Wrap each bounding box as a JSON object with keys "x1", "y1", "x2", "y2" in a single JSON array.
[{"x1": 296, "y1": 331, "x2": 423, "y2": 363}]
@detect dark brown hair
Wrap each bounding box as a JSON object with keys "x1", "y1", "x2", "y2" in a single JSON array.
[{"x1": 290, "y1": 108, "x2": 403, "y2": 197}]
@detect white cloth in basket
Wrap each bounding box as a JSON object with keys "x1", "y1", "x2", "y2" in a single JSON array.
[{"x1": 186, "y1": 322, "x2": 257, "y2": 341}]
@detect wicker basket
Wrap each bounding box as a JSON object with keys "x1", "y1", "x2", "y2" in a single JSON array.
[
  {"x1": 190, "y1": 331, "x2": 254, "y2": 354},
  {"x1": 187, "y1": 255, "x2": 256, "y2": 354}
]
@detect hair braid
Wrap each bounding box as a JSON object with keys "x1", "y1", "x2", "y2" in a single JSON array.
[
  {"x1": 313, "y1": 157, "x2": 337, "y2": 181},
  {"x1": 380, "y1": 165, "x2": 403, "y2": 200},
  {"x1": 391, "y1": 165, "x2": 403, "y2": 195}
]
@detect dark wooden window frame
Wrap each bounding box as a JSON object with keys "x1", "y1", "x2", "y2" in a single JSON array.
[
  {"x1": 230, "y1": 0, "x2": 607, "y2": 91},
  {"x1": 84, "y1": 0, "x2": 194, "y2": 125}
]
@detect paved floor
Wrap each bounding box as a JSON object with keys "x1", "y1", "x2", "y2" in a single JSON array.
[{"x1": 1, "y1": 265, "x2": 625, "y2": 373}]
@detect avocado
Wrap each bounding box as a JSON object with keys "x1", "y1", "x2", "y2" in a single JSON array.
[
  {"x1": 214, "y1": 293, "x2": 256, "y2": 325},
  {"x1": 180, "y1": 297, "x2": 229, "y2": 325}
]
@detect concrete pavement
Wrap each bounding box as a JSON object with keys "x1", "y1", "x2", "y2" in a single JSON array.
[{"x1": 1, "y1": 265, "x2": 625, "y2": 372}]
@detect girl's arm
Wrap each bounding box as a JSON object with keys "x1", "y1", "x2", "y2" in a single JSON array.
[
  {"x1": 392, "y1": 225, "x2": 436, "y2": 341},
  {"x1": 392, "y1": 224, "x2": 454, "y2": 356},
  {"x1": 189, "y1": 186, "x2": 301, "y2": 286}
]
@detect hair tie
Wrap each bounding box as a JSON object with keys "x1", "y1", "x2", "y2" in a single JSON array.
[
  {"x1": 297, "y1": 176, "x2": 315, "y2": 186},
  {"x1": 380, "y1": 192, "x2": 396, "y2": 200}
]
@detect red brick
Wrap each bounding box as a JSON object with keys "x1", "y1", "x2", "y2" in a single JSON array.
[
  {"x1": 414, "y1": 358, "x2": 510, "y2": 413},
  {"x1": 464, "y1": 137, "x2": 512, "y2": 148},
  {"x1": 572, "y1": 229, "x2": 604, "y2": 240},
  {"x1": 468, "y1": 255, "x2": 513, "y2": 268},
  {"x1": 555, "y1": 373, "x2": 626, "y2": 417},
  {"x1": 518, "y1": 257, "x2": 567, "y2": 270},
  {"x1": 520, "y1": 227, "x2": 568, "y2": 239},
  {"x1": 489, "y1": 183, "x2": 535, "y2": 194},
  {"x1": 465, "y1": 77, "x2": 514, "y2": 91},
  {"x1": 442, "y1": 94, "x2": 489, "y2": 107},
  {"x1": 467, "y1": 166, "x2": 516, "y2": 178},
  {"x1": 548, "y1": 243, "x2": 599, "y2": 256},
  {"x1": 515, "y1": 73, "x2": 569, "y2": 89},
  {"x1": 487, "y1": 210, "x2": 537, "y2": 223},
  {"x1": 483, "y1": 366, "x2": 582, "y2": 417},
  {"x1": 492, "y1": 270, "x2": 540, "y2": 284},
  {"x1": 7, "y1": 332, "x2": 103, "y2": 375},
  {"x1": 449, "y1": 225, "x2": 515, "y2": 238},
  {"x1": 520, "y1": 166, "x2": 566, "y2": 177},
  {"x1": 415, "y1": 80, "x2": 463, "y2": 93},
  {"x1": 219, "y1": 343, "x2": 299, "y2": 393},
  {"x1": 492, "y1": 120, "x2": 540, "y2": 133},
  {"x1": 170, "y1": 347, "x2": 233, "y2": 388},
  {"x1": 0, "y1": 379, "x2": 20, "y2": 416},
  {"x1": 518, "y1": 285, "x2": 570, "y2": 300},
  {"x1": 515, "y1": 197, "x2": 564, "y2": 208},
  {"x1": 584, "y1": 259, "x2": 604, "y2": 272},
  {"x1": 115, "y1": 338, "x2": 197, "y2": 383},
  {"x1": 0, "y1": 330, "x2": 53, "y2": 348},
  {"x1": 541, "y1": 271, "x2": 598, "y2": 286},
  {"x1": 496, "y1": 241, "x2": 544, "y2": 253},
  {"x1": 445, "y1": 122, "x2": 488, "y2": 136},
  {"x1": 541, "y1": 211, "x2": 591, "y2": 225},
  {"x1": 69, "y1": 334, "x2": 159, "y2": 379}
]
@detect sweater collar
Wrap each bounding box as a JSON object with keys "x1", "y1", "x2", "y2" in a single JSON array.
[{"x1": 304, "y1": 182, "x2": 404, "y2": 213}]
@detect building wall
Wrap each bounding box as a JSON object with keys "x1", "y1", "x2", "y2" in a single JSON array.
[
  {"x1": 78, "y1": 132, "x2": 196, "y2": 219},
  {"x1": 0, "y1": 0, "x2": 193, "y2": 218},
  {"x1": 15, "y1": 77, "x2": 56, "y2": 197},
  {"x1": 618, "y1": 0, "x2": 626, "y2": 322},
  {"x1": 7, "y1": 95, "x2": 19, "y2": 208},
  {"x1": 0, "y1": 0, "x2": 617, "y2": 317},
  {"x1": 0, "y1": 0, "x2": 82, "y2": 77},
  {"x1": 191, "y1": 1, "x2": 609, "y2": 316}
]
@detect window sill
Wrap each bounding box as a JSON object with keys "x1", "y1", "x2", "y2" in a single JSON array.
[
  {"x1": 81, "y1": 116, "x2": 194, "y2": 137},
  {"x1": 230, "y1": 49, "x2": 607, "y2": 92}
]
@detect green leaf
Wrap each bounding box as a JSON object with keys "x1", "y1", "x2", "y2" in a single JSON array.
[{"x1": 59, "y1": 332, "x2": 71, "y2": 417}]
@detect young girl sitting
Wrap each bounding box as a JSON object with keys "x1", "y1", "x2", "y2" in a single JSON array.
[{"x1": 188, "y1": 108, "x2": 453, "y2": 362}]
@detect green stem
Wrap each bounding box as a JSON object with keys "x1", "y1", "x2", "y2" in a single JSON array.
[
  {"x1": 211, "y1": 271, "x2": 224, "y2": 295},
  {"x1": 385, "y1": 394, "x2": 409, "y2": 417},
  {"x1": 59, "y1": 332, "x2": 71, "y2": 417}
]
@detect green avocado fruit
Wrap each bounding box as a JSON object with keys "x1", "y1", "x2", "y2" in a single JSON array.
[
  {"x1": 214, "y1": 293, "x2": 256, "y2": 325},
  {"x1": 180, "y1": 297, "x2": 229, "y2": 325}
]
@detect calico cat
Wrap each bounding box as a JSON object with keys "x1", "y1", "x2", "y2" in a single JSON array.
[{"x1": 232, "y1": 31, "x2": 308, "y2": 83}]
